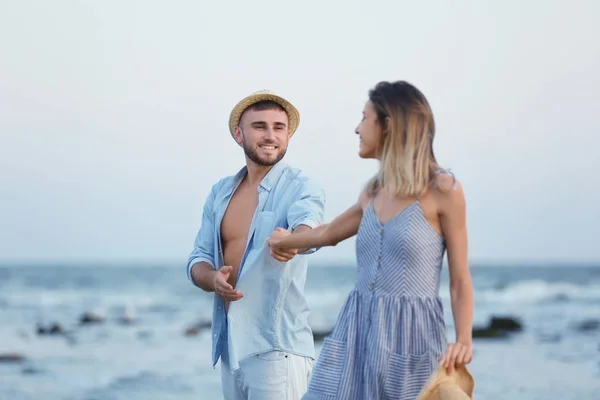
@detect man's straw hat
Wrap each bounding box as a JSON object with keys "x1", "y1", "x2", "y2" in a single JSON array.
[
  {"x1": 417, "y1": 364, "x2": 475, "y2": 400},
  {"x1": 228, "y1": 90, "x2": 300, "y2": 138}
]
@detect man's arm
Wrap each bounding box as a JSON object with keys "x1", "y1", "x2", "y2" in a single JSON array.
[
  {"x1": 287, "y1": 178, "x2": 326, "y2": 254},
  {"x1": 187, "y1": 186, "x2": 217, "y2": 290},
  {"x1": 190, "y1": 262, "x2": 217, "y2": 292}
]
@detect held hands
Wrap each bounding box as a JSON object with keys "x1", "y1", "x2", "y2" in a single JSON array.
[
  {"x1": 438, "y1": 341, "x2": 473, "y2": 373},
  {"x1": 212, "y1": 266, "x2": 243, "y2": 301},
  {"x1": 267, "y1": 227, "x2": 298, "y2": 262}
]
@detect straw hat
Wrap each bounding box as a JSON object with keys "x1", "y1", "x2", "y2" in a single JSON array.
[
  {"x1": 228, "y1": 90, "x2": 300, "y2": 138},
  {"x1": 416, "y1": 363, "x2": 475, "y2": 400}
]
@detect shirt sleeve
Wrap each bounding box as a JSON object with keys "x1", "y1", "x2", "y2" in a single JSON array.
[
  {"x1": 187, "y1": 185, "x2": 218, "y2": 281},
  {"x1": 287, "y1": 178, "x2": 326, "y2": 254}
]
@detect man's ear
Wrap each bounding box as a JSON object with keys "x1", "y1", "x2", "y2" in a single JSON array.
[{"x1": 233, "y1": 126, "x2": 244, "y2": 146}]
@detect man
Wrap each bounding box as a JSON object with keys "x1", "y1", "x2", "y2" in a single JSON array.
[{"x1": 187, "y1": 90, "x2": 326, "y2": 400}]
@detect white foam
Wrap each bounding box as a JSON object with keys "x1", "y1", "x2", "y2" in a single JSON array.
[{"x1": 477, "y1": 280, "x2": 600, "y2": 304}]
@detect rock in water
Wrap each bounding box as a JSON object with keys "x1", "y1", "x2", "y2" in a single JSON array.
[
  {"x1": 0, "y1": 353, "x2": 26, "y2": 363},
  {"x1": 472, "y1": 316, "x2": 523, "y2": 339},
  {"x1": 489, "y1": 316, "x2": 523, "y2": 331},
  {"x1": 472, "y1": 327, "x2": 509, "y2": 339},
  {"x1": 36, "y1": 322, "x2": 64, "y2": 335},
  {"x1": 79, "y1": 308, "x2": 106, "y2": 325},
  {"x1": 184, "y1": 320, "x2": 212, "y2": 336},
  {"x1": 573, "y1": 319, "x2": 599, "y2": 332}
]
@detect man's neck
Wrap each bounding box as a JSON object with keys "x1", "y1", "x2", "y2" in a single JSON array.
[{"x1": 245, "y1": 160, "x2": 273, "y2": 188}]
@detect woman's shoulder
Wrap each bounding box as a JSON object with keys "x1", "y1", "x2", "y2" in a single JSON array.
[
  {"x1": 431, "y1": 169, "x2": 465, "y2": 213},
  {"x1": 433, "y1": 168, "x2": 457, "y2": 191}
]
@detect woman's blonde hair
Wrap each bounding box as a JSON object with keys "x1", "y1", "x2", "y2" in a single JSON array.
[{"x1": 365, "y1": 81, "x2": 445, "y2": 197}]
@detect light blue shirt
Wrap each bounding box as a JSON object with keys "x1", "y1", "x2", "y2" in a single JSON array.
[{"x1": 187, "y1": 161, "x2": 326, "y2": 371}]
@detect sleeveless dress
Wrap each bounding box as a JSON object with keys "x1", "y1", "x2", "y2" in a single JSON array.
[{"x1": 302, "y1": 183, "x2": 451, "y2": 400}]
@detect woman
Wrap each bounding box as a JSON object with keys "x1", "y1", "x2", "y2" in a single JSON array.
[{"x1": 267, "y1": 80, "x2": 474, "y2": 400}]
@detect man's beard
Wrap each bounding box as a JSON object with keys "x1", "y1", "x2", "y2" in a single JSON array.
[{"x1": 242, "y1": 139, "x2": 287, "y2": 167}]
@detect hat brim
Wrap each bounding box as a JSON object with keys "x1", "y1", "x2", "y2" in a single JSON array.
[
  {"x1": 228, "y1": 92, "x2": 300, "y2": 139},
  {"x1": 417, "y1": 364, "x2": 475, "y2": 400}
]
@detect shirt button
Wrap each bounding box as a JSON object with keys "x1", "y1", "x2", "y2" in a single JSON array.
[
  {"x1": 379, "y1": 228, "x2": 383, "y2": 235},
  {"x1": 375, "y1": 255, "x2": 380, "y2": 261},
  {"x1": 369, "y1": 283, "x2": 374, "y2": 290},
  {"x1": 213, "y1": 333, "x2": 217, "y2": 338}
]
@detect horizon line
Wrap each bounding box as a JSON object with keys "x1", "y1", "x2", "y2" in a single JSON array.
[{"x1": 0, "y1": 259, "x2": 599, "y2": 269}]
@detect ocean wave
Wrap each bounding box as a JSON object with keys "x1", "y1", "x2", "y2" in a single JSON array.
[
  {"x1": 0, "y1": 289, "x2": 205, "y2": 314},
  {"x1": 471, "y1": 280, "x2": 600, "y2": 304},
  {"x1": 304, "y1": 280, "x2": 600, "y2": 309},
  {"x1": 2, "y1": 279, "x2": 598, "y2": 317}
]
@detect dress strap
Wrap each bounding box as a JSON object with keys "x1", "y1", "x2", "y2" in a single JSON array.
[{"x1": 434, "y1": 168, "x2": 457, "y2": 190}]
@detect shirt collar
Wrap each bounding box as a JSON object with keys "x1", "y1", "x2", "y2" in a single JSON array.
[{"x1": 229, "y1": 160, "x2": 288, "y2": 193}]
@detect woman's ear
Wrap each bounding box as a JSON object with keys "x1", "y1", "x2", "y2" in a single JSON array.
[{"x1": 383, "y1": 116, "x2": 391, "y2": 134}]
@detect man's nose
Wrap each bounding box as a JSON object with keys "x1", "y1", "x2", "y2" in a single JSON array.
[{"x1": 264, "y1": 127, "x2": 276, "y2": 139}]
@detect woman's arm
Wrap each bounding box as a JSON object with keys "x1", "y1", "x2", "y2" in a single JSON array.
[
  {"x1": 268, "y1": 197, "x2": 366, "y2": 252},
  {"x1": 438, "y1": 177, "x2": 474, "y2": 370}
]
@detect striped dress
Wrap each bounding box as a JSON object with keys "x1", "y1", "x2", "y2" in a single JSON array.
[{"x1": 303, "y1": 198, "x2": 448, "y2": 400}]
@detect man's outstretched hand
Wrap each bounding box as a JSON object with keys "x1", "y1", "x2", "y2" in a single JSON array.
[
  {"x1": 267, "y1": 227, "x2": 298, "y2": 262},
  {"x1": 212, "y1": 266, "x2": 243, "y2": 301}
]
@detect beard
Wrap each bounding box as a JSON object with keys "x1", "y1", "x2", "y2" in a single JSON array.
[{"x1": 242, "y1": 138, "x2": 287, "y2": 167}]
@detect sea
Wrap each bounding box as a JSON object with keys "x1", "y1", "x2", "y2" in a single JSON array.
[{"x1": 0, "y1": 262, "x2": 599, "y2": 400}]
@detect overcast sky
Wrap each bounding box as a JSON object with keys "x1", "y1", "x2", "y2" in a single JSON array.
[{"x1": 1, "y1": 0, "x2": 599, "y2": 266}]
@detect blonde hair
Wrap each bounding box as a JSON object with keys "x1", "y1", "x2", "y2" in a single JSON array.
[{"x1": 365, "y1": 81, "x2": 445, "y2": 197}]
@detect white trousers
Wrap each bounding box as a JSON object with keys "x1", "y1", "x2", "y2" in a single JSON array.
[{"x1": 221, "y1": 350, "x2": 313, "y2": 400}]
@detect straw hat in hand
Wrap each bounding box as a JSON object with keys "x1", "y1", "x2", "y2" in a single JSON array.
[{"x1": 416, "y1": 363, "x2": 475, "y2": 400}]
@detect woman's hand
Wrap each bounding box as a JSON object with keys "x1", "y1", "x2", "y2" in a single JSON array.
[
  {"x1": 267, "y1": 228, "x2": 298, "y2": 262},
  {"x1": 439, "y1": 341, "x2": 473, "y2": 373}
]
